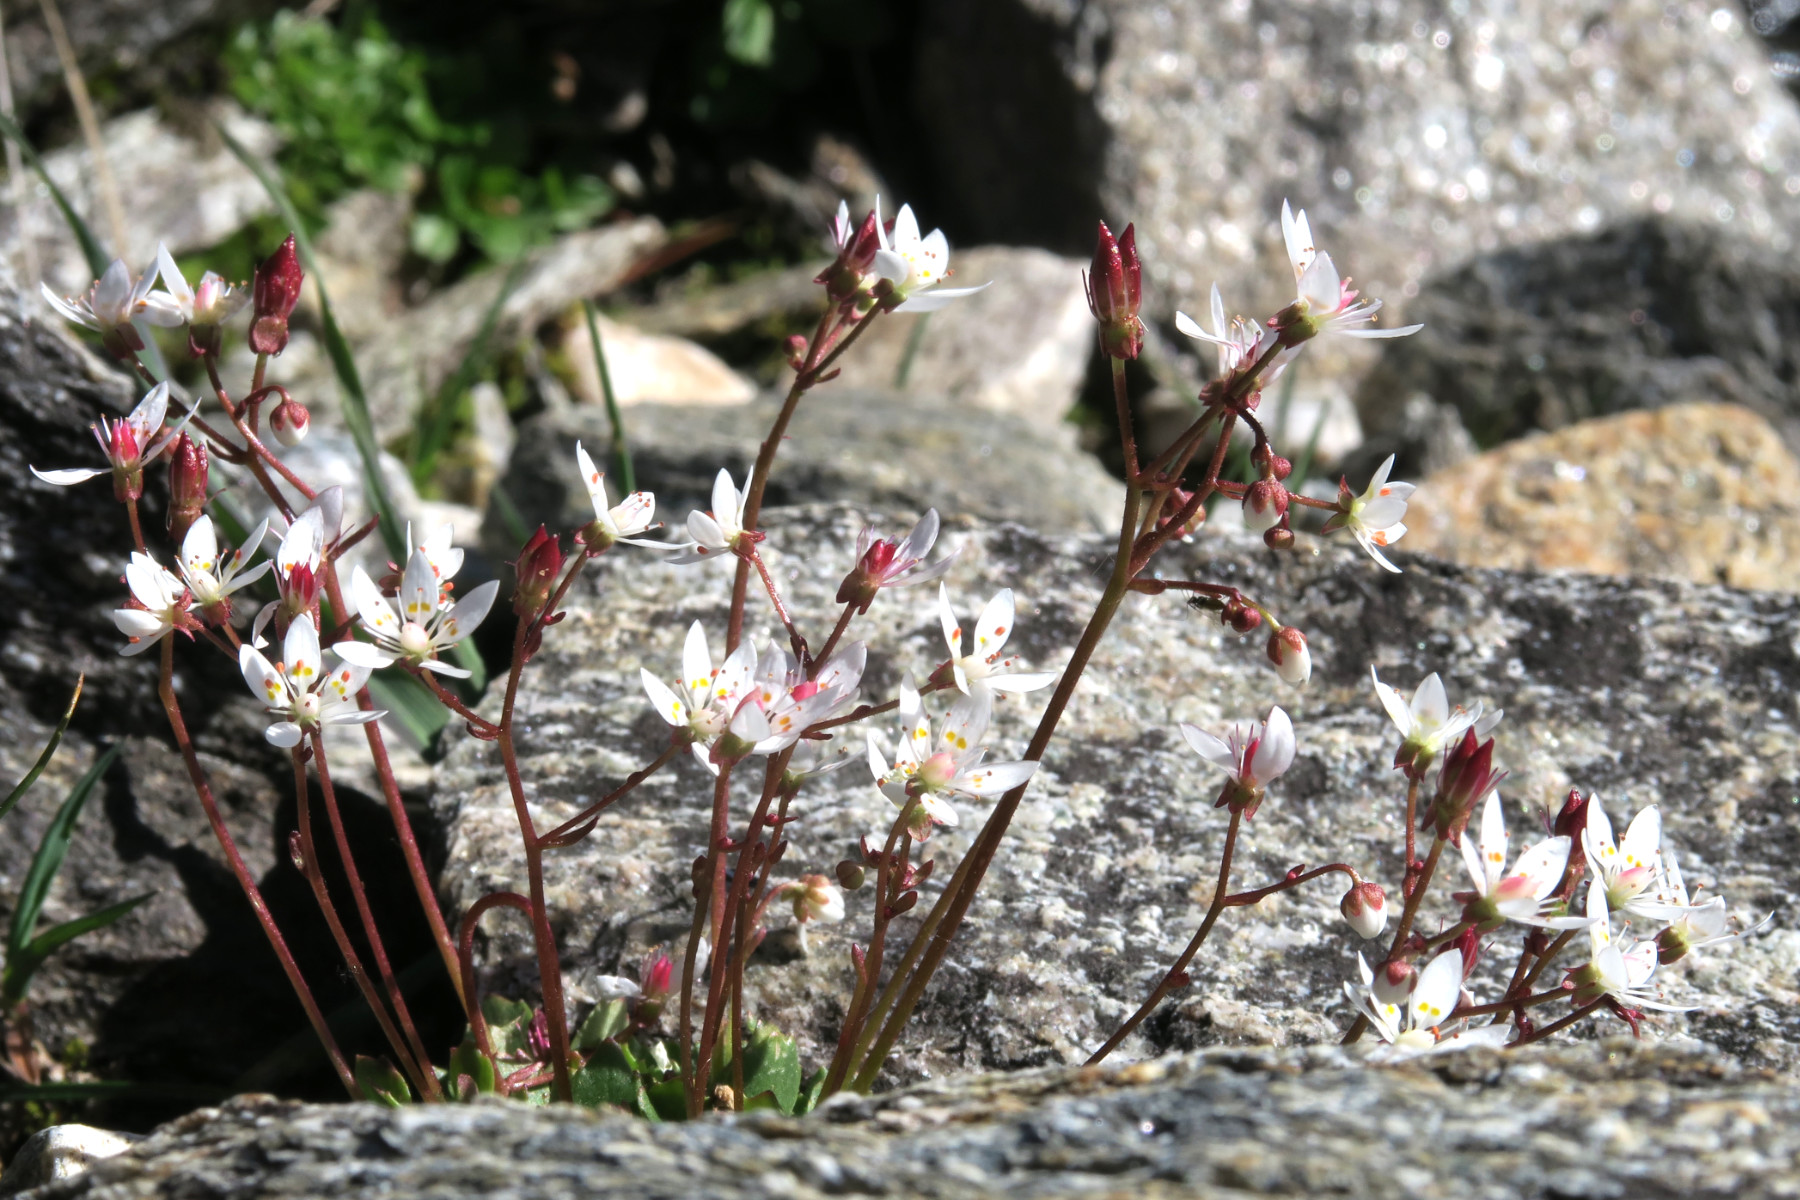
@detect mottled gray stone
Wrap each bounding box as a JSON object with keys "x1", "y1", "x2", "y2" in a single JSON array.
[
  {"x1": 0, "y1": 0, "x2": 237, "y2": 119},
  {"x1": 435, "y1": 502, "x2": 1799, "y2": 1089},
  {"x1": 483, "y1": 390, "x2": 1126, "y2": 563},
  {"x1": 25, "y1": 1044, "x2": 1800, "y2": 1198}
]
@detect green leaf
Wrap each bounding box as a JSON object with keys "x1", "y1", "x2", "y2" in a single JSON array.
[
  {"x1": 409, "y1": 213, "x2": 460, "y2": 264},
  {"x1": 444, "y1": 1033, "x2": 498, "y2": 1097},
  {"x1": 644, "y1": 1076, "x2": 689, "y2": 1122},
  {"x1": 572, "y1": 998, "x2": 630, "y2": 1051},
  {"x1": 722, "y1": 0, "x2": 777, "y2": 66},
  {"x1": 794, "y1": 1066, "x2": 827, "y2": 1116},
  {"x1": 481, "y1": 993, "x2": 534, "y2": 1029},
  {"x1": 740, "y1": 1023, "x2": 801, "y2": 1114},
  {"x1": 7, "y1": 744, "x2": 120, "y2": 963},
  {"x1": 356, "y1": 1054, "x2": 413, "y2": 1106},
  {"x1": 582, "y1": 300, "x2": 634, "y2": 494},
  {"x1": 214, "y1": 120, "x2": 408, "y2": 563},
  {"x1": 0, "y1": 112, "x2": 109, "y2": 277},
  {"x1": 367, "y1": 668, "x2": 450, "y2": 750},
  {"x1": 570, "y1": 1042, "x2": 641, "y2": 1111},
  {"x1": 2, "y1": 893, "x2": 152, "y2": 1009},
  {"x1": 1, "y1": 677, "x2": 82, "y2": 826},
  {"x1": 481, "y1": 994, "x2": 534, "y2": 1059}
]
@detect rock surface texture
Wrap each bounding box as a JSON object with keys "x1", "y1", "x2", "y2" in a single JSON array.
[
  {"x1": 1405, "y1": 402, "x2": 1800, "y2": 590},
  {"x1": 435, "y1": 503, "x2": 1799, "y2": 1086},
  {"x1": 21, "y1": 1045, "x2": 1800, "y2": 1198}
]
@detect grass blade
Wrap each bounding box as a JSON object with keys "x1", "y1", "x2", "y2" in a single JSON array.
[
  {"x1": 413, "y1": 259, "x2": 525, "y2": 486},
  {"x1": 7, "y1": 742, "x2": 121, "y2": 963},
  {"x1": 0, "y1": 1080, "x2": 228, "y2": 1103},
  {"x1": 3, "y1": 894, "x2": 151, "y2": 1006},
  {"x1": 1, "y1": 676, "x2": 81, "y2": 826},
  {"x1": 367, "y1": 670, "x2": 451, "y2": 751},
  {"x1": 582, "y1": 299, "x2": 634, "y2": 493},
  {"x1": 893, "y1": 312, "x2": 931, "y2": 389},
  {"x1": 213, "y1": 120, "x2": 408, "y2": 563},
  {"x1": 0, "y1": 110, "x2": 107, "y2": 277}
]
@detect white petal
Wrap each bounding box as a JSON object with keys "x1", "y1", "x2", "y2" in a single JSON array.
[
  {"x1": 710, "y1": 468, "x2": 741, "y2": 531},
  {"x1": 1338, "y1": 323, "x2": 1424, "y2": 339},
  {"x1": 181, "y1": 515, "x2": 220, "y2": 577},
  {"x1": 1408, "y1": 950, "x2": 1462, "y2": 1030},
  {"x1": 939, "y1": 687, "x2": 993, "y2": 760},
  {"x1": 955, "y1": 759, "x2": 1037, "y2": 797},
  {"x1": 893, "y1": 282, "x2": 990, "y2": 312},
  {"x1": 642, "y1": 669, "x2": 688, "y2": 727},
  {"x1": 330, "y1": 640, "x2": 396, "y2": 670},
  {"x1": 265, "y1": 722, "x2": 305, "y2": 748},
  {"x1": 1410, "y1": 673, "x2": 1448, "y2": 731},
  {"x1": 1180, "y1": 723, "x2": 1237, "y2": 775},
  {"x1": 439, "y1": 580, "x2": 498, "y2": 646},
  {"x1": 1371, "y1": 667, "x2": 1413, "y2": 734},
  {"x1": 30, "y1": 466, "x2": 106, "y2": 485},
  {"x1": 349, "y1": 566, "x2": 401, "y2": 637},
  {"x1": 890, "y1": 204, "x2": 920, "y2": 252},
  {"x1": 240, "y1": 643, "x2": 289, "y2": 707},
  {"x1": 283, "y1": 614, "x2": 324, "y2": 692},
  {"x1": 1477, "y1": 793, "x2": 1508, "y2": 891},
  {"x1": 682, "y1": 621, "x2": 713, "y2": 707},
  {"x1": 1251, "y1": 706, "x2": 1295, "y2": 780},
  {"x1": 873, "y1": 248, "x2": 910, "y2": 283},
  {"x1": 973, "y1": 589, "x2": 1015, "y2": 657},
  {"x1": 937, "y1": 582, "x2": 963, "y2": 659},
  {"x1": 399, "y1": 549, "x2": 437, "y2": 623},
  {"x1": 1511, "y1": 836, "x2": 1572, "y2": 901},
  {"x1": 1619, "y1": 806, "x2": 1662, "y2": 872}
]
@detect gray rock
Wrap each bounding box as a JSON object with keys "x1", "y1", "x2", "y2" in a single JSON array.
[
  {"x1": 30, "y1": 1044, "x2": 1800, "y2": 1198},
  {"x1": 483, "y1": 390, "x2": 1127, "y2": 562},
  {"x1": 1352, "y1": 217, "x2": 1800, "y2": 471},
  {"x1": 0, "y1": 1125, "x2": 137, "y2": 1196},
  {"x1": 2, "y1": 102, "x2": 281, "y2": 300},
  {"x1": 0, "y1": 0, "x2": 233, "y2": 119},
  {"x1": 435, "y1": 502, "x2": 1799, "y2": 1090}
]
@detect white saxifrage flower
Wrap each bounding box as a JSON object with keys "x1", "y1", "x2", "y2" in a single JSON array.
[
  {"x1": 1181, "y1": 704, "x2": 1296, "y2": 817},
  {"x1": 750, "y1": 641, "x2": 866, "y2": 753},
  {"x1": 574, "y1": 442, "x2": 669, "y2": 550},
  {"x1": 176, "y1": 514, "x2": 271, "y2": 610},
  {"x1": 1371, "y1": 666, "x2": 1496, "y2": 774},
  {"x1": 938, "y1": 584, "x2": 1057, "y2": 698},
  {"x1": 642, "y1": 621, "x2": 767, "y2": 773},
  {"x1": 873, "y1": 203, "x2": 990, "y2": 313},
  {"x1": 1572, "y1": 882, "x2": 1693, "y2": 1013},
  {"x1": 30, "y1": 381, "x2": 193, "y2": 489},
  {"x1": 1345, "y1": 950, "x2": 1510, "y2": 1060},
  {"x1": 838, "y1": 509, "x2": 957, "y2": 613},
  {"x1": 335, "y1": 546, "x2": 499, "y2": 679},
  {"x1": 1457, "y1": 793, "x2": 1592, "y2": 931},
  {"x1": 666, "y1": 468, "x2": 752, "y2": 564},
  {"x1": 867, "y1": 675, "x2": 1038, "y2": 839},
  {"x1": 148, "y1": 244, "x2": 248, "y2": 330},
  {"x1": 782, "y1": 874, "x2": 846, "y2": 924},
  {"x1": 112, "y1": 552, "x2": 194, "y2": 656},
  {"x1": 1653, "y1": 850, "x2": 1772, "y2": 963},
  {"x1": 1176, "y1": 284, "x2": 1277, "y2": 376},
  {"x1": 1325, "y1": 454, "x2": 1416, "y2": 573},
  {"x1": 40, "y1": 258, "x2": 167, "y2": 354},
  {"x1": 1581, "y1": 800, "x2": 1688, "y2": 924},
  {"x1": 238, "y1": 614, "x2": 384, "y2": 748},
  {"x1": 1280, "y1": 201, "x2": 1423, "y2": 341}
]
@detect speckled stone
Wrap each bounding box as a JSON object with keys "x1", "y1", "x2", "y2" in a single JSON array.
[
  {"x1": 1405, "y1": 402, "x2": 1800, "y2": 590},
  {"x1": 27, "y1": 1044, "x2": 1800, "y2": 1198},
  {"x1": 433, "y1": 503, "x2": 1800, "y2": 1088}
]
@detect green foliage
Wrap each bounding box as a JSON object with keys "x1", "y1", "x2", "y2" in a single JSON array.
[
  {"x1": 225, "y1": 12, "x2": 613, "y2": 266},
  {"x1": 356, "y1": 1055, "x2": 413, "y2": 1106},
  {"x1": 689, "y1": 0, "x2": 900, "y2": 129}
]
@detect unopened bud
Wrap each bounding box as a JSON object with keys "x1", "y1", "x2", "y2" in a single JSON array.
[
  {"x1": 1222, "y1": 597, "x2": 1263, "y2": 634},
  {"x1": 1263, "y1": 524, "x2": 1295, "y2": 551},
  {"x1": 1430, "y1": 729, "x2": 1504, "y2": 841},
  {"x1": 1656, "y1": 923, "x2": 1691, "y2": 966},
  {"x1": 785, "y1": 334, "x2": 809, "y2": 370},
  {"x1": 1086, "y1": 220, "x2": 1144, "y2": 359},
  {"x1": 167, "y1": 433, "x2": 209, "y2": 544},
  {"x1": 513, "y1": 526, "x2": 563, "y2": 619},
  {"x1": 817, "y1": 209, "x2": 883, "y2": 301},
  {"x1": 249, "y1": 235, "x2": 305, "y2": 355},
  {"x1": 269, "y1": 399, "x2": 310, "y2": 446},
  {"x1": 835, "y1": 859, "x2": 866, "y2": 891},
  {"x1": 1242, "y1": 479, "x2": 1288, "y2": 535},
  {"x1": 1372, "y1": 958, "x2": 1414, "y2": 1007},
  {"x1": 1340, "y1": 881, "x2": 1388, "y2": 939},
  {"x1": 887, "y1": 890, "x2": 918, "y2": 918},
  {"x1": 1251, "y1": 443, "x2": 1293, "y2": 481},
  {"x1": 1266, "y1": 626, "x2": 1311, "y2": 686}
]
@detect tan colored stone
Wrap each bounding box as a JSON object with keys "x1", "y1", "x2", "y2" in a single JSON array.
[
  {"x1": 1405, "y1": 402, "x2": 1800, "y2": 590},
  {"x1": 560, "y1": 312, "x2": 756, "y2": 408}
]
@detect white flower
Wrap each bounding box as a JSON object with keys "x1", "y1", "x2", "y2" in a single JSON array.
[
  {"x1": 1457, "y1": 794, "x2": 1592, "y2": 931},
  {"x1": 867, "y1": 675, "x2": 1038, "y2": 838},
  {"x1": 938, "y1": 584, "x2": 1056, "y2": 698},
  {"x1": 873, "y1": 202, "x2": 990, "y2": 313},
  {"x1": 40, "y1": 257, "x2": 166, "y2": 350},
  {"x1": 782, "y1": 740, "x2": 861, "y2": 789},
  {"x1": 1345, "y1": 950, "x2": 1510, "y2": 1060},
  {"x1": 112, "y1": 552, "x2": 192, "y2": 656},
  {"x1": 147, "y1": 244, "x2": 246, "y2": 328},
  {"x1": 641, "y1": 621, "x2": 767, "y2": 773},
  {"x1": 1370, "y1": 667, "x2": 1493, "y2": 767},
  {"x1": 1174, "y1": 282, "x2": 1300, "y2": 384},
  {"x1": 1576, "y1": 883, "x2": 1693, "y2": 1013},
  {"x1": 335, "y1": 551, "x2": 499, "y2": 678},
  {"x1": 1326, "y1": 454, "x2": 1416, "y2": 573},
  {"x1": 574, "y1": 442, "x2": 669, "y2": 550},
  {"x1": 750, "y1": 641, "x2": 866, "y2": 753},
  {"x1": 782, "y1": 875, "x2": 846, "y2": 924},
  {"x1": 666, "y1": 468, "x2": 751, "y2": 564},
  {"x1": 842, "y1": 509, "x2": 957, "y2": 605},
  {"x1": 1180, "y1": 705, "x2": 1296, "y2": 790},
  {"x1": 176, "y1": 514, "x2": 272, "y2": 608},
  {"x1": 238, "y1": 614, "x2": 384, "y2": 748},
  {"x1": 251, "y1": 495, "x2": 341, "y2": 648},
  {"x1": 1280, "y1": 201, "x2": 1422, "y2": 340},
  {"x1": 1653, "y1": 850, "x2": 1772, "y2": 959},
  {"x1": 1581, "y1": 800, "x2": 1689, "y2": 924},
  {"x1": 30, "y1": 381, "x2": 193, "y2": 487}
]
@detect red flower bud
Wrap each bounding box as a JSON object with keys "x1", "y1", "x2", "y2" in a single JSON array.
[
  {"x1": 816, "y1": 209, "x2": 884, "y2": 301},
  {"x1": 1223, "y1": 596, "x2": 1263, "y2": 634},
  {"x1": 1263, "y1": 524, "x2": 1295, "y2": 550},
  {"x1": 1266, "y1": 626, "x2": 1311, "y2": 685},
  {"x1": 1085, "y1": 220, "x2": 1144, "y2": 360},
  {"x1": 513, "y1": 525, "x2": 563, "y2": 619},
  {"x1": 167, "y1": 433, "x2": 209, "y2": 544},
  {"x1": 1340, "y1": 881, "x2": 1388, "y2": 939},
  {"x1": 1242, "y1": 479, "x2": 1288, "y2": 534},
  {"x1": 1429, "y1": 729, "x2": 1506, "y2": 841},
  {"x1": 269, "y1": 399, "x2": 311, "y2": 446},
  {"x1": 249, "y1": 235, "x2": 305, "y2": 355}
]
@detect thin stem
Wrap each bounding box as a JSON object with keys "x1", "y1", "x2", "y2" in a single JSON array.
[
  {"x1": 812, "y1": 603, "x2": 857, "y2": 673},
  {"x1": 538, "y1": 743, "x2": 681, "y2": 845},
  {"x1": 1112, "y1": 357, "x2": 1139, "y2": 483},
  {"x1": 1087, "y1": 809, "x2": 1242, "y2": 1065},
  {"x1": 678, "y1": 872, "x2": 710, "y2": 1117},
  {"x1": 309, "y1": 731, "x2": 442, "y2": 1099},
  {"x1": 457, "y1": 891, "x2": 533, "y2": 1061},
  {"x1": 1221, "y1": 861, "x2": 1359, "y2": 908},
  {"x1": 1453, "y1": 988, "x2": 1569, "y2": 1021},
  {"x1": 417, "y1": 669, "x2": 500, "y2": 734},
  {"x1": 690, "y1": 762, "x2": 742, "y2": 1110},
  {"x1": 1402, "y1": 776, "x2": 1421, "y2": 897},
  {"x1": 289, "y1": 746, "x2": 431, "y2": 1098},
  {"x1": 1508, "y1": 1000, "x2": 1603, "y2": 1047},
  {"x1": 824, "y1": 804, "x2": 915, "y2": 1096},
  {"x1": 1517, "y1": 930, "x2": 1578, "y2": 994},
  {"x1": 157, "y1": 639, "x2": 354, "y2": 1096},
  {"x1": 1342, "y1": 834, "x2": 1448, "y2": 1045},
  {"x1": 747, "y1": 546, "x2": 806, "y2": 663},
  {"x1": 124, "y1": 497, "x2": 146, "y2": 553}
]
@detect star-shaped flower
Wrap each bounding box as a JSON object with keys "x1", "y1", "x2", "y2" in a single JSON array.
[
  {"x1": 30, "y1": 381, "x2": 194, "y2": 492},
  {"x1": 938, "y1": 584, "x2": 1056, "y2": 697},
  {"x1": 1324, "y1": 454, "x2": 1416, "y2": 573},
  {"x1": 666, "y1": 468, "x2": 752, "y2": 565},
  {"x1": 867, "y1": 675, "x2": 1037, "y2": 840},
  {"x1": 41, "y1": 257, "x2": 170, "y2": 356},
  {"x1": 1371, "y1": 666, "x2": 1496, "y2": 776},
  {"x1": 1581, "y1": 800, "x2": 1689, "y2": 925},
  {"x1": 574, "y1": 442, "x2": 669, "y2": 551},
  {"x1": 1181, "y1": 705, "x2": 1295, "y2": 817},
  {"x1": 1457, "y1": 793, "x2": 1592, "y2": 931},
  {"x1": 1175, "y1": 283, "x2": 1288, "y2": 379},
  {"x1": 874, "y1": 203, "x2": 990, "y2": 313},
  {"x1": 1572, "y1": 883, "x2": 1693, "y2": 1014},
  {"x1": 238, "y1": 614, "x2": 384, "y2": 748},
  {"x1": 148, "y1": 244, "x2": 248, "y2": 340},
  {"x1": 112, "y1": 552, "x2": 196, "y2": 656},
  {"x1": 1280, "y1": 201, "x2": 1423, "y2": 341},
  {"x1": 1345, "y1": 950, "x2": 1510, "y2": 1060},
  {"x1": 838, "y1": 509, "x2": 956, "y2": 613},
  {"x1": 641, "y1": 621, "x2": 768, "y2": 773},
  {"x1": 750, "y1": 641, "x2": 866, "y2": 753},
  {"x1": 176, "y1": 514, "x2": 272, "y2": 610},
  {"x1": 335, "y1": 546, "x2": 499, "y2": 678}
]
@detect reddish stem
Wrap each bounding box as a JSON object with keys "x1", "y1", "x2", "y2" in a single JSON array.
[{"x1": 457, "y1": 891, "x2": 533, "y2": 1061}]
